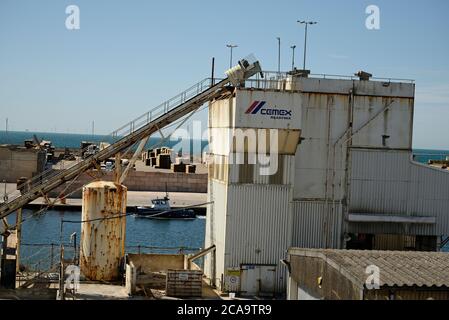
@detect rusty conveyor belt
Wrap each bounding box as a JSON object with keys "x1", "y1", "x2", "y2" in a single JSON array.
[{"x1": 0, "y1": 78, "x2": 230, "y2": 220}]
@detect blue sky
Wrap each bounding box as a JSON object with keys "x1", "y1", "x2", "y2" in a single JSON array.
[{"x1": 0, "y1": 0, "x2": 448, "y2": 149}]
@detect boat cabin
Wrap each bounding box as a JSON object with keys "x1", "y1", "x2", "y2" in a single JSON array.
[{"x1": 151, "y1": 198, "x2": 171, "y2": 210}]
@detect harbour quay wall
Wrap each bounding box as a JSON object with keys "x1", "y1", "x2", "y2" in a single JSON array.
[
  {"x1": 47, "y1": 170, "x2": 207, "y2": 198},
  {"x1": 0, "y1": 145, "x2": 46, "y2": 182}
]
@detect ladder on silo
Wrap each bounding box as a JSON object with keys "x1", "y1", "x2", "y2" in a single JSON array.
[{"x1": 0, "y1": 77, "x2": 229, "y2": 220}]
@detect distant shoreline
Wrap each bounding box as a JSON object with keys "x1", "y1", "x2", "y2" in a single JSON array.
[
  {"x1": 1, "y1": 130, "x2": 448, "y2": 168},
  {"x1": 0, "y1": 130, "x2": 209, "y2": 151}
]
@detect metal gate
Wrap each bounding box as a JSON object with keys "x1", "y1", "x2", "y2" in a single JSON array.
[{"x1": 240, "y1": 264, "x2": 276, "y2": 297}]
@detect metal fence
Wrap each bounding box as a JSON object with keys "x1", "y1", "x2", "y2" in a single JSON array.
[
  {"x1": 126, "y1": 245, "x2": 201, "y2": 255},
  {"x1": 242, "y1": 71, "x2": 415, "y2": 92},
  {"x1": 18, "y1": 243, "x2": 77, "y2": 272},
  {"x1": 16, "y1": 243, "x2": 202, "y2": 273}
]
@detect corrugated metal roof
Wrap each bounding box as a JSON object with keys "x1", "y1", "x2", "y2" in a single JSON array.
[{"x1": 289, "y1": 248, "x2": 449, "y2": 288}]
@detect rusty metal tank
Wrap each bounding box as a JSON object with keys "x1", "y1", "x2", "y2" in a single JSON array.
[{"x1": 80, "y1": 181, "x2": 127, "y2": 281}]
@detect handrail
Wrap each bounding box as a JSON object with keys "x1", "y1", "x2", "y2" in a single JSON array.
[
  {"x1": 259, "y1": 70, "x2": 415, "y2": 83},
  {"x1": 188, "y1": 245, "x2": 216, "y2": 263}
]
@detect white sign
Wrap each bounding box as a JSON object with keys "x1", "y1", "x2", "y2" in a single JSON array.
[
  {"x1": 235, "y1": 91, "x2": 302, "y2": 130},
  {"x1": 179, "y1": 273, "x2": 189, "y2": 281}
]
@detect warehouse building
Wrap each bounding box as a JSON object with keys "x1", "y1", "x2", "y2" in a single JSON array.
[
  {"x1": 203, "y1": 70, "x2": 449, "y2": 296},
  {"x1": 286, "y1": 248, "x2": 449, "y2": 300},
  {"x1": 0, "y1": 145, "x2": 46, "y2": 182}
]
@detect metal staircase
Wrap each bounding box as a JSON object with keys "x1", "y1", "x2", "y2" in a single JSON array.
[{"x1": 0, "y1": 57, "x2": 263, "y2": 220}]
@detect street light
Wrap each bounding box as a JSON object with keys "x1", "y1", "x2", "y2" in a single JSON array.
[
  {"x1": 276, "y1": 37, "x2": 281, "y2": 74},
  {"x1": 297, "y1": 20, "x2": 317, "y2": 70},
  {"x1": 3, "y1": 180, "x2": 7, "y2": 203},
  {"x1": 290, "y1": 45, "x2": 296, "y2": 71},
  {"x1": 226, "y1": 44, "x2": 238, "y2": 68}
]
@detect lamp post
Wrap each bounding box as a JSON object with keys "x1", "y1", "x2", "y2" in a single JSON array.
[
  {"x1": 290, "y1": 45, "x2": 296, "y2": 71},
  {"x1": 3, "y1": 180, "x2": 7, "y2": 203},
  {"x1": 226, "y1": 44, "x2": 238, "y2": 68},
  {"x1": 297, "y1": 20, "x2": 317, "y2": 70},
  {"x1": 276, "y1": 37, "x2": 281, "y2": 74}
]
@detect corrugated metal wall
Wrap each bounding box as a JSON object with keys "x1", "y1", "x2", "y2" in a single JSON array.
[
  {"x1": 228, "y1": 154, "x2": 295, "y2": 185},
  {"x1": 293, "y1": 84, "x2": 413, "y2": 201},
  {"x1": 208, "y1": 154, "x2": 229, "y2": 183},
  {"x1": 293, "y1": 92, "x2": 349, "y2": 201},
  {"x1": 204, "y1": 179, "x2": 228, "y2": 289},
  {"x1": 224, "y1": 184, "x2": 292, "y2": 293},
  {"x1": 351, "y1": 97, "x2": 413, "y2": 149},
  {"x1": 349, "y1": 148, "x2": 449, "y2": 236},
  {"x1": 208, "y1": 154, "x2": 295, "y2": 186},
  {"x1": 372, "y1": 234, "x2": 416, "y2": 251},
  {"x1": 292, "y1": 201, "x2": 343, "y2": 249}
]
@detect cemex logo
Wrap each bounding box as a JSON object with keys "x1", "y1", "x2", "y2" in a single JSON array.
[{"x1": 245, "y1": 101, "x2": 292, "y2": 120}]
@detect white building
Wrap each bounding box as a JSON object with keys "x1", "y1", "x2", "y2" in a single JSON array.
[{"x1": 204, "y1": 71, "x2": 449, "y2": 297}]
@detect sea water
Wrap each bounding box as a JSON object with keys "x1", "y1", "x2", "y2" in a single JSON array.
[{"x1": 6, "y1": 209, "x2": 206, "y2": 270}]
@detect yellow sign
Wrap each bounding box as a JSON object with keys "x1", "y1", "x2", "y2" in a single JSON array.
[{"x1": 226, "y1": 269, "x2": 241, "y2": 277}]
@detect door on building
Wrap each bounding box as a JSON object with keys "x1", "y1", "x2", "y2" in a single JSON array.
[
  {"x1": 240, "y1": 264, "x2": 276, "y2": 297},
  {"x1": 346, "y1": 233, "x2": 374, "y2": 250}
]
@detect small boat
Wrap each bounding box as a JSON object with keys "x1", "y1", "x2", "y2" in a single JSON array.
[{"x1": 135, "y1": 194, "x2": 196, "y2": 219}]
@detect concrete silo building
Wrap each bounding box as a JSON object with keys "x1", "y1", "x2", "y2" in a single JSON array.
[{"x1": 204, "y1": 70, "x2": 449, "y2": 296}]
